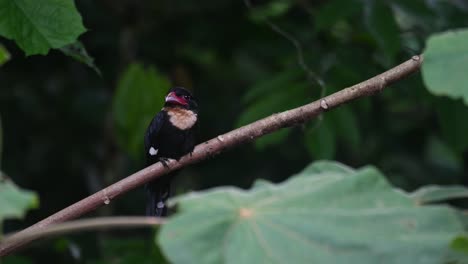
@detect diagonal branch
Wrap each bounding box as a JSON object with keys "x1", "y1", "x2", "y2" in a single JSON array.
[{"x1": 0, "y1": 55, "x2": 423, "y2": 256}]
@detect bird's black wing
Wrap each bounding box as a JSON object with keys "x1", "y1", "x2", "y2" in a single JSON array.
[
  {"x1": 144, "y1": 111, "x2": 166, "y2": 165},
  {"x1": 144, "y1": 111, "x2": 172, "y2": 216}
]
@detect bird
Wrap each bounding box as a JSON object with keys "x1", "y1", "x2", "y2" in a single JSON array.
[{"x1": 144, "y1": 87, "x2": 198, "y2": 217}]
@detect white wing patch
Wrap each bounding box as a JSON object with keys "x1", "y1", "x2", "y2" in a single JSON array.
[
  {"x1": 157, "y1": 201, "x2": 165, "y2": 208},
  {"x1": 149, "y1": 147, "x2": 158, "y2": 156}
]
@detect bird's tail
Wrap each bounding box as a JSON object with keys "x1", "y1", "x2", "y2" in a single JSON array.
[{"x1": 145, "y1": 176, "x2": 171, "y2": 217}]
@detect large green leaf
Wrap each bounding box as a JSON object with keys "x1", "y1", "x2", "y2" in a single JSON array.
[
  {"x1": 113, "y1": 63, "x2": 170, "y2": 159},
  {"x1": 159, "y1": 161, "x2": 464, "y2": 264},
  {"x1": 0, "y1": 43, "x2": 10, "y2": 66},
  {"x1": 0, "y1": 0, "x2": 86, "y2": 55},
  {"x1": 422, "y1": 29, "x2": 468, "y2": 105},
  {"x1": 0, "y1": 175, "x2": 38, "y2": 223}
]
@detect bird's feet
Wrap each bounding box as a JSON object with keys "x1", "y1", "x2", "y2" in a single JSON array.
[{"x1": 158, "y1": 157, "x2": 171, "y2": 168}]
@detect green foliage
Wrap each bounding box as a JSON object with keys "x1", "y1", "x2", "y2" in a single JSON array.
[
  {"x1": 87, "y1": 238, "x2": 168, "y2": 264},
  {"x1": 422, "y1": 28, "x2": 468, "y2": 105},
  {"x1": 0, "y1": 0, "x2": 86, "y2": 55},
  {"x1": 410, "y1": 185, "x2": 468, "y2": 204},
  {"x1": 60, "y1": 41, "x2": 101, "y2": 75},
  {"x1": 305, "y1": 120, "x2": 336, "y2": 159},
  {"x1": 0, "y1": 175, "x2": 38, "y2": 224},
  {"x1": 0, "y1": 43, "x2": 10, "y2": 66},
  {"x1": 364, "y1": 0, "x2": 401, "y2": 64},
  {"x1": 248, "y1": 0, "x2": 292, "y2": 23},
  {"x1": 2, "y1": 0, "x2": 468, "y2": 262},
  {"x1": 113, "y1": 63, "x2": 170, "y2": 159},
  {"x1": 238, "y1": 69, "x2": 313, "y2": 149},
  {"x1": 305, "y1": 107, "x2": 361, "y2": 159},
  {"x1": 314, "y1": 0, "x2": 361, "y2": 31},
  {"x1": 436, "y1": 98, "x2": 468, "y2": 153},
  {"x1": 159, "y1": 161, "x2": 465, "y2": 264},
  {"x1": 451, "y1": 236, "x2": 468, "y2": 255},
  {"x1": 1, "y1": 256, "x2": 33, "y2": 264}
]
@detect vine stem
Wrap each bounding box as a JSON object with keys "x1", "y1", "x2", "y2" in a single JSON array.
[{"x1": 0, "y1": 55, "x2": 424, "y2": 256}]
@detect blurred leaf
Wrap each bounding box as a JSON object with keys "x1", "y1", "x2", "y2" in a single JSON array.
[
  {"x1": 410, "y1": 185, "x2": 468, "y2": 204},
  {"x1": 113, "y1": 63, "x2": 170, "y2": 159},
  {"x1": 159, "y1": 161, "x2": 464, "y2": 264},
  {"x1": 87, "y1": 238, "x2": 168, "y2": 264},
  {"x1": 1, "y1": 256, "x2": 33, "y2": 264},
  {"x1": 242, "y1": 69, "x2": 303, "y2": 104},
  {"x1": 329, "y1": 106, "x2": 361, "y2": 151},
  {"x1": 237, "y1": 71, "x2": 312, "y2": 148},
  {"x1": 238, "y1": 73, "x2": 312, "y2": 127},
  {"x1": 0, "y1": 0, "x2": 86, "y2": 55},
  {"x1": 60, "y1": 41, "x2": 101, "y2": 75},
  {"x1": 315, "y1": 0, "x2": 361, "y2": 31},
  {"x1": 0, "y1": 113, "x2": 3, "y2": 167},
  {"x1": 304, "y1": 119, "x2": 336, "y2": 159},
  {"x1": 0, "y1": 43, "x2": 10, "y2": 66},
  {"x1": 364, "y1": 0, "x2": 401, "y2": 62},
  {"x1": 423, "y1": 29, "x2": 468, "y2": 105},
  {"x1": 255, "y1": 128, "x2": 291, "y2": 150},
  {"x1": 424, "y1": 136, "x2": 462, "y2": 172},
  {"x1": 248, "y1": 0, "x2": 292, "y2": 23},
  {"x1": 451, "y1": 236, "x2": 468, "y2": 255},
  {"x1": 435, "y1": 98, "x2": 468, "y2": 152},
  {"x1": 390, "y1": 0, "x2": 433, "y2": 16},
  {"x1": 0, "y1": 175, "x2": 38, "y2": 223}
]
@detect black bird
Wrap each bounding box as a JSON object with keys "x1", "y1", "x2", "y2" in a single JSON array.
[{"x1": 144, "y1": 87, "x2": 198, "y2": 216}]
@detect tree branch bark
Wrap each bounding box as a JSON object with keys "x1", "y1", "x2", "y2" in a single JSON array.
[
  {"x1": 0, "y1": 55, "x2": 424, "y2": 256},
  {"x1": 2, "y1": 217, "x2": 163, "y2": 246}
]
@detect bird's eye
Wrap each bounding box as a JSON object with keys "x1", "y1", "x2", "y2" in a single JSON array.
[{"x1": 183, "y1": 95, "x2": 190, "y2": 100}]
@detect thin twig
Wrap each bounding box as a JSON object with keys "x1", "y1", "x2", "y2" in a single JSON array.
[
  {"x1": 243, "y1": 0, "x2": 326, "y2": 93},
  {"x1": 0, "y1": 55, "x2": 424, "y2": 256},
  {"x1": 2, "y1": 217, "x2": 164, "y2": 245}
]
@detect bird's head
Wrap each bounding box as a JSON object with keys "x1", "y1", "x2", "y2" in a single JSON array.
[{"x1": 164, "y1": 87, "x2": 198, "y2": 111}]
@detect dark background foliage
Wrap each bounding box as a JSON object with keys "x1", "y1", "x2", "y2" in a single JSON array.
[{"x1": 1, "y1": 0, "x2": 468, "y2": 263}]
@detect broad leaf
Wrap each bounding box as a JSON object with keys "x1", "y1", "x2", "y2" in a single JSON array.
[
  {"x1": 113, "y1": 63, "x2": 170, "y2": 159},
  {"x1": 0, "y1": 175, "x2": 38, "y2": 223},
  {"x1": 0, "y1": 43, "x2": 10, "y2": 66},
  {"x1": 422, "y1": 28, "x2": 468, "y2": 105},
  {"x1": 0, "y1": 0, "x2": 86, "y2": 55},
  {"x1": 159, "y1": 161, "x2": 464, "y2": 264}
]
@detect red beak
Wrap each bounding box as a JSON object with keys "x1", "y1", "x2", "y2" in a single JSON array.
[{"x1": 165, "y1": 92, "x2": 187, "y2": 106}]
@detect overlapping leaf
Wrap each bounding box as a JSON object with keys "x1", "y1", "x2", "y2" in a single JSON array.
[
  {"x1": 0, "y1": 44, "x2": 10, "y2": 66},
  {"x1": 0, "y1": 0, "x2": 86, "y2": 55},
  {"x1": 422, "y1": 29, "x2": 468, "y2": 105},
  {"x1": 0, "y1": 176, "x2": 38, "y2": 223},
  {"x1": 113, "y1": 63, "x2": 170, "y2": 159},
  {"x1": 159, "y1": 161, "x2": 464, "y2": 264}
]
